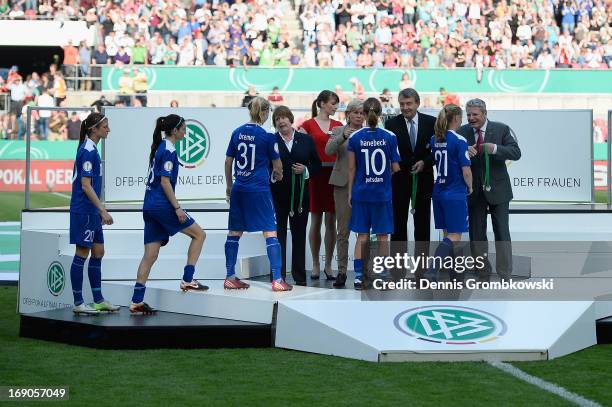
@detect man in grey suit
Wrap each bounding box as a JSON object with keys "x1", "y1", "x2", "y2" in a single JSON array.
[{"x1": 457, "y1": 99, "x2": 521, "y2": 280}]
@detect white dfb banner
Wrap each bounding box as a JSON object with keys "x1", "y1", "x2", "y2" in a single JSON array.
[
  {"x1": 421, "y1": 109, "x2": 593, "y2": 203},
  {"x1": 103, "y1": 107, "x2": 272, "y2": 202}
]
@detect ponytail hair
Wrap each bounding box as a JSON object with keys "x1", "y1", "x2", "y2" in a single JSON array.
[
  {"x1": 149, "y1": 114, "x2": 184, "y2": 165},
  {"x1": 311, "y1": 89, "x2": 339, "y2": 118},
  {"x1": 247, "y1": 96, "x2": 271, "y2": 125},
  {"x1": 434, "y1": 103, "x2": 462, "y2": 142},
  {"x1": 78, "y1": 112, "x2": 107, "y2": 149},
  {"x1": 363, "y1": 97, "x2": 382, "y2": 128}
]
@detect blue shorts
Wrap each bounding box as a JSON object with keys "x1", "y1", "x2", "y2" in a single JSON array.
[
  {"x1": 228, "y1": 189, "x2": 276, "y2": 232},
  {"x1": 143, "y1": 209, "x2": 195, "y2": 244},
  {"x1": 349, "y1": 201, "x2": 394, "y2": 234},
  {"x1": 433, "y1": 198, "x2": 468, "y2": 234},
  {"x1": 70, "y1": 212, "x2": 104, "y2": 248}
]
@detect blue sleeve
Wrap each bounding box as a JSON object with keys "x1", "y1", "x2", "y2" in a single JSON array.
[
  {"x1": 389, "y1": 135, "x2": 400, "y2": 163},
  {"x1": 226, "y1": 132, "x2": 236, "y2": 158},
  {"x1": 268, "y1": 132, "x2": 280, "y2": 160},
  {"x1": 457, "y1": 137, "x2": 471, "y2": 167},
  {"x1": 80, "y1": 149, "x2": 98, "y2": 178},
  {"x1": 347, "y1": 134, "x2": 357, "y2": 153},
  {"x1": 157, "y1": 149, "x2": 175, "y2": 177}
]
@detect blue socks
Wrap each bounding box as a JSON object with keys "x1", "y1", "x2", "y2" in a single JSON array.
[
  {"x1": 88, "y1": 257, "x2": 103, "y2": 303},
  {"x1": 132, "y1": 282, "x2": 146, "y2": 304},
  {"x1": 430, "y1": 237, "x2": 454, "y2": 274},
  {"x1": 224, "y1": 235, "x2": 240, "y2": 278},
  {"x1": 182, "y1": 264, "x2": 195, "y2": 282},
  {"x1": 266, "y1": 237, "x2": 282, "y2": 281},
  {"x1": 70, "y1": 255, "x2": 86, "y2": 306},
  {"x1": 354, "y1": 259, "x2": 363, "y2": 281}
]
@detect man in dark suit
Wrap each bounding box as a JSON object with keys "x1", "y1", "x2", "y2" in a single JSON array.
[
  {"x1": 270, "y1": 106, "x2": 321, "y2": 285},
  {"x1": 384, "y1": 88, "x2": 436, "y2": 279},
  {"x1": 457, "y1": 98, "x2": 521, "y2": 280}
]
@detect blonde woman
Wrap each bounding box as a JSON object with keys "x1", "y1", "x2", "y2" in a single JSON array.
[{"x1": 325, "y1": 99, "x2": 364, "y2": 288}]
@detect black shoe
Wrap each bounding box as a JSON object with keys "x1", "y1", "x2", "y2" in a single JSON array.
[
  {"x1": 354, "y1": 279, "x2": 363, "y2": 290},
  {"x1": 333, "y1": 273, "x2": 347, "y2": 288},
  {"x1": 295, "y1": 281, "x2": 307, "y2": 286},
  {"x1": 323, "y1": 268, "x2": 336, "y2": 281}
]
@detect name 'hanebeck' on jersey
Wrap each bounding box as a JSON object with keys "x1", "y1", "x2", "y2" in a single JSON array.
[
  {"x1": 348, "y1": 127, "x2": 400, "y2": 202},
  {"x1": 431, "y1": 130, "x2": 471, "y2": 200},
  {"x1": 144, "y1": 139, "x2": 179, "y2": 210},
  {"x1": 70, "y1": 138, "x2": 102, "y2": 214},
  {"x1": 226, "y1": 123, "x2": 280, "y2": 192}
]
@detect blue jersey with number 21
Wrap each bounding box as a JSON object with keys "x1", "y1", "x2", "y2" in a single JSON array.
[
  {"x1": 348, "y1": 127, "x2": 400, "y2": 202},
  {"x1": 226, "y1": 123, "x2": 280, "y2": 192},
  {"x1": 431, "y1": 130, "x2": 471, "y2": 200}
]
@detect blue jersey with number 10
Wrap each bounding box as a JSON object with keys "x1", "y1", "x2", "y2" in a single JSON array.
[
  {"x1": 348, "y1": 127, "x2": 400, "y2": 202},
  {"x1": 431, "y1": 130, "x2": 471, "y2": 200},
  {"x1": 226, "y1": 123, "x2": 280, "y2": 192}
]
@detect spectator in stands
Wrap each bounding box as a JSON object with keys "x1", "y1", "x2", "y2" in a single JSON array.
[
  {"x1": 62, "y1": 40, "x2": 78, "y2": 89},
  {"x1": 78, "y1": 41, "x2": 92, "y2": 90},
  {"x1": 48, "y1": 110, "x2": 67, "y2": 141},
  {"x1": 9, "y1": 76, "x2": 27, "y2": 116},
  {"x1": 267, "y1": 86, "x2": 285, "y2": 105},
  {"x1": 241, "y1": 86, "x2": 258, "y2": 107},
  {"x1": 92, "y1": 44, "x2": 110, "y2": 65},
  {"x1": 37, "y1": 89, "x2": 54, "y2": 140},
  {"x1": 66, "y1": 112, "x2": 81, "y2": 141},
  {"x1": 118, "y1": 69, "x2": 134, "y2": 106}
]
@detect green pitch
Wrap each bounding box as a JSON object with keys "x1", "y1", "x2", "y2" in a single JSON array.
[
  {"x1": 1, "y1": 287, "x2": 610, "y2": 406},
  {"x1": 0, "y1": 192, "x2": 71, "y2": 222}
]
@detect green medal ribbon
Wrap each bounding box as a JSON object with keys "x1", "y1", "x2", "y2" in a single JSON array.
[
  {"x1": 483, "y1": 148, "x2": 491, "y2": 191},
  {"x1": 290, "y1": 170, "x2": 306, "y2": 217},
  {"x1": 410, "y1": 172, "x2": 418, "y2": 214}
]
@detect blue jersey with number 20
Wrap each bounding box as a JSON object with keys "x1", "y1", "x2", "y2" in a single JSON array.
[
  {"x1": 431, "y1": 130, "x2": 471, "y2": 200},
  {"x1": 226, "y1": 123, "x2": 280, "y2": 192},
  {"x1": 348, "y1": 127, "x2": 400, "y2": 202}
]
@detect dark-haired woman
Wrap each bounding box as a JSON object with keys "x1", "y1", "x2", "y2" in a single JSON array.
[
  {"x1": 130, "y1": 114, "x2": 208, "y2": 314},
  {"x1": 427, "y1": 104, "x2": 472, "y2": 281},
  {"x1": 69, "y1": 113, "x2": 119, "y2": 314},
  {"x1": 299, "y1": 90, "x2": 341, "y2": 281},
  {"x1": 347, "y1": 98, "x2": 400, "y2": 289}
]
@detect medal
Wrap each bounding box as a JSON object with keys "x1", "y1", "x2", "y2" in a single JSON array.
[
  {"x1": 483, "y1": 148, "x2": 491, "y2": 192},
  {"x1": 410, "y1": 172, "x2": 417, "y2": 215}
]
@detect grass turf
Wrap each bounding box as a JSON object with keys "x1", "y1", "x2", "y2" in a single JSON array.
[
  {"x1": 0, "y1": 192, "x2": 70, "y2": 222},
  {"x1": 2, "y1": 286, "x2": 609, "y2": 406}
]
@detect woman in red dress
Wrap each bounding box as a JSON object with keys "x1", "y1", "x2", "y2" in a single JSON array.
[{"x1": 299, "y1": 90, "x2": 341, "y2": 280}]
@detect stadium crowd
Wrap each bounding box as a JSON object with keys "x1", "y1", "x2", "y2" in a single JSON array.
[{"x1": 0, "y1": 0, "x2": 610, "y2": 69}]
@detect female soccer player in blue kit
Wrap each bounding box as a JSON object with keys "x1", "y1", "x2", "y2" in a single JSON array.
[
  {"x1": 347, "y1": 98, "x2": 400, "y2": 289},
  {"x1": 70, "y1": 112, "x2": 119, "y2": 314},
  {"x1": 223, "y1": 97, "x2": 292, "y2": 292},
  {"x1": 427, "y1": 104, "x2": 473, "y2": 281},
  {"x1": 130, "y1": 114, "x2": 208, "y2": 314}
]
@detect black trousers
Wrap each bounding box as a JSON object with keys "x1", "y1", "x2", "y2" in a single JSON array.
[
  {"x1": 273, "y1": 199, "x2": 308, "y2": 284},
  {"x1": 390, "y1": 170, "x2": 432, "y2": 278},
  {"x1": 468, "y1": 198, "x2": 512, "y2": 277}
]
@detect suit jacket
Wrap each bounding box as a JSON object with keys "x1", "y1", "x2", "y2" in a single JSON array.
[
  {"x1": 385, "y1": 112, "x2": 436, "y2": 186},
  {"x1": 325, "y1": 125, "x2": 351, "y2": 187},
  {"x1": 270, "y1": 131, "x2": 321, "y2": 206},
  {"x1": 457, "y1": 121, "x2": 521, "y2": 205}
]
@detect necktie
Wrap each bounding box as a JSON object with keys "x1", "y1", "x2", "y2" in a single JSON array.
[
  {"x1": 409, "y1": 119, "x2": 416, "y2": 151},
  {"x1": 476, "y1": 128, "x2": 484, "y2": 154}
]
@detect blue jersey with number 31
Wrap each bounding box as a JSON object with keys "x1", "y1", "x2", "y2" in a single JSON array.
[
  {"x1": 226, "y1": 123, "x2": 280, "y2": 192},
  {"x1": 431, "y1": 130, "x2": 471, "y2": 200},
  {"x1": 348, "y1": 127, "x2": 400, "y2": 202}
]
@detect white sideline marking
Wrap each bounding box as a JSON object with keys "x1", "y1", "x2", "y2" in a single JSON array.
[
  {"x1": 489, "y1": 361, "x2": 602, "y2": 407},
  {"x1": 52, "y1": 192, "x2": 71, "y2": 199},
  {"x1": 0, "y1": 255, "x2": 19, "y2": 262}
]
